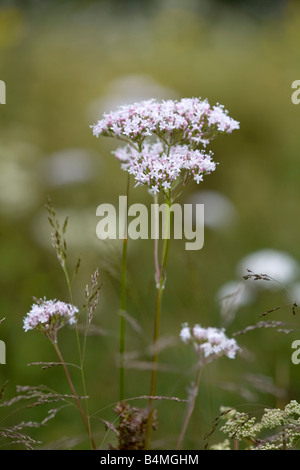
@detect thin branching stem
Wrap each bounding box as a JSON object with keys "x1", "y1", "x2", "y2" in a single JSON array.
[
  {"x1": 52, "y1": 341, "x2": 97, "y2": 450},
  {"x1": 62, "y1": 262, "x2": 93, "y2": 448},
  {"x1": 153, "y1": 194, "x2": 160, "y2": 284},
  {"x1": 176, "y1": 365, "x2": 202, "y2": 450},
  {"x1": 46, "y1": 200, "x2": 94, "y2": 449},
  {"x1": 145, "y1": 196, "x2": 172, "y2": 449},
  {"x1": 119, "y1": 174, "x2": 130, "y2": 402}
]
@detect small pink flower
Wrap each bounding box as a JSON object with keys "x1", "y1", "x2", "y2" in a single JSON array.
[
  {"x1": 180, "y1": 323, "x2": 240, "y2": 361},
  {"x1": 23, "y1": 298, "x2": 79, "y2": 342}
]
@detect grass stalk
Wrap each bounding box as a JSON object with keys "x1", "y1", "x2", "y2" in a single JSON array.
[
  {"x1": 145, "y1": 196, "x2": 172, "y2": 449},
  {"x1": 119, "y1": 174, "x2": 130, "y2": 402},
  {"x1": 176, "y1": 366, "x2": 202, "y2": 449},
  {"x1": 53, "y1": 341, "x2": 97, "y2": 450}
]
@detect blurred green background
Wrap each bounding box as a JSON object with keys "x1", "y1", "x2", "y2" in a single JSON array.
[{"x1": 1, "y1": 0, "x2": 300, "y2": 450}]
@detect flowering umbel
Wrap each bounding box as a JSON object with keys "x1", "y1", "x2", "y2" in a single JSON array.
[
  {"x1": 180, "y1": 323, "x2": 240, "y2": 361},
  {"x1": 23, "y1": 298, "x2": 79, "y2": 343},
  {"x1": 91, "y1": 97, "x2": 239, "y2": 200}
]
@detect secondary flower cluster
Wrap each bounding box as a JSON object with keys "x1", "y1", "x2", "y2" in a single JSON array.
[
  {"x1": 113, "y1": 141, "x2": 216, "y2": 195},
  {"x1": 91, "y1": 97, "x2": 239, "y2": 198},
  {"x1": 180, "y1": 322, "x2": 240, "y2": 360},
  {"x1": 23, "y1": 298, "x2": 79, "y2": 342}
]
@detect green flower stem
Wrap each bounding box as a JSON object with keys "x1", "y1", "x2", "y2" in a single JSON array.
[
  {"x1": 119, "y1": 174, "x2": 130, "y2": 402},
  {"x1": 176, "y1": 365, "x2": 202, "y2": 450},
  {"x1": 119, "y1": 238, "x2": 128, "y2": 402},
  {"x1": 153, "y1": 194, "x2": 161, "y2": 284},
  {"x1": 145, "y1": 197, "x2": 172, "y2": 449},
  {"x1": 53, "y1": 341, "x2": 97, "y2": 450},
  {"x1": 63, "y1": 264, "x2": 93, "y2": 448}
]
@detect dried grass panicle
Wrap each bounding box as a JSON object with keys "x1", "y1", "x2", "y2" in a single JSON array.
[
  {"x1": 233, "y1": 320, "x2": 294, "y2": 337},
  {"x1": 0, "y1": 381, "x2": 9, "y2": 401},
  {"x1": 28, "y1": 361, "x2": 80, "y2": 370},
  {"x1": 0, "y1": 427, "x2": 40, "y2": 450},
  {"x1": 0, "y1": 384, "x2": 87, "y2": 408},
  {"x1": 84, "y1": 268, "x2": 102, "y2": 325},
  {"x1": 0, "y1": 383, "x2": 60, "y2": 449},
  {"x1": 258, "y1": 303, "x2": 297, "y2": 318},
  {"x1": 243, "y1": 270, "x2": 273, "y2": 282},
  {"x1": 45, "y1": 196, "x2": 68, "y2": 269},
  {"x1": 204, "y1": 408, "x2": 235, "y2": 449},
  {"x1": 243, "y1": 270, "x2": 298, "y2": 317},
  {"x1": 41, "y1": 406, "x2": 68, "y2": 425},
  {"x1": 0, "y1": 383, "x2": 87, "y2": 448}
]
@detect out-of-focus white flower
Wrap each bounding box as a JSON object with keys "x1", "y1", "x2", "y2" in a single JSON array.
[
  {"x1": 192, "y1": 324, "x2": 208, "y2": 341},
  {"x1": 217, "y1": 280, "x2": 254, "y2": 308},
  {"x1": 0, "y1": 141, "x2": 41, "y2": 217},
  {"x1": 23, "y1": 298, "x2": 79, "y2": 342},
  {"x1": 210, "y1": 439, "x2": 231, "y2": 451},
  {"x1": 236, "y1": 249, "x2": 299, "y2": 290},
  {"x1": 31, "y1": 207, "x2": 136, "y2": 254},
  {"x1": 40, "y1": 148, "x2": 99, "y2": 187},
  {"x1": 87, "y1": 74, "x2": 177, "y2": 122},
  {"x1": 179, "y1": 322, "x2": 240, "y2": 361},
  {"x1": 287, "y1": 282, "x2": 300, "y2": 304},
  {"x1": 216, "y1": 280, "x2": 255, "y2": 326},
  {"x1": 179, "y1": 323, "x2": 192, "y2": 343},
  {"x1": 185, "y1": 190, "x2": 238, "y2": 231},
  {"x1": 32, "y1": 208, "x2": 99, "y2": 250}
]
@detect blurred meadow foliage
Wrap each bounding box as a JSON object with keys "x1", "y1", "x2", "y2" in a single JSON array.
[{"x1": 1, "y1": 0, "x2": 300, "y2": 449}]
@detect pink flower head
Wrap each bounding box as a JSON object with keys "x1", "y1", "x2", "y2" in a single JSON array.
[
  {"x1": 91, "y1": 97, "x2": 239, "y2": 199},
  {"x1": 23, "y1": 298, "x2": 79, "y2": 342},
  {"x1": 180, "y1": 322, "x2": 240, "y2": 361},
  {"x1": 113, "y1": 141, "x2": 216, "y2": 196},
  {"x1": 91, "y1": 98, "x2": 239, "y2": 143}
]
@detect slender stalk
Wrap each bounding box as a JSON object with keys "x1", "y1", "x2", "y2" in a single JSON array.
[
  {"x1": 119, "y1": 174, "x2": 130, "y2": 402},
  {"x1": 176, "y1": 365, "x2": 202, "y2": 450},
  {"x1": 63, "y1": 264, "x2": 93, "y2": 448},
  {"x1": 145, "y1": 197, "x2": 172, "y2": 449},
  {"x1": 153, "y1": 194, "x2": 160, "y2": 285},
  {"x1": 52, "y1": 341, "x2": 97, "y2": 450},
  {"x1": 148, "y1": 279, "x2": 165, "y2": 400},
  {"x1": 48, "y1": 200, "x2": 93, "y2": 447}
]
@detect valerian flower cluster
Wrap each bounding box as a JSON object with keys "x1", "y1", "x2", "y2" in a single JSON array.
[
  {"x1": 91, "y1": 98, "x2": 239, "y2": 199},
  {"x1": 213, "y1": 400, "x2": 300, "y2": 450},
  {"x1": 23, "y1": 298, "x2": 78, "y2": 342},
  {"x1": 180, "y1": 323, "x2": 240, "y2": 361}
]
